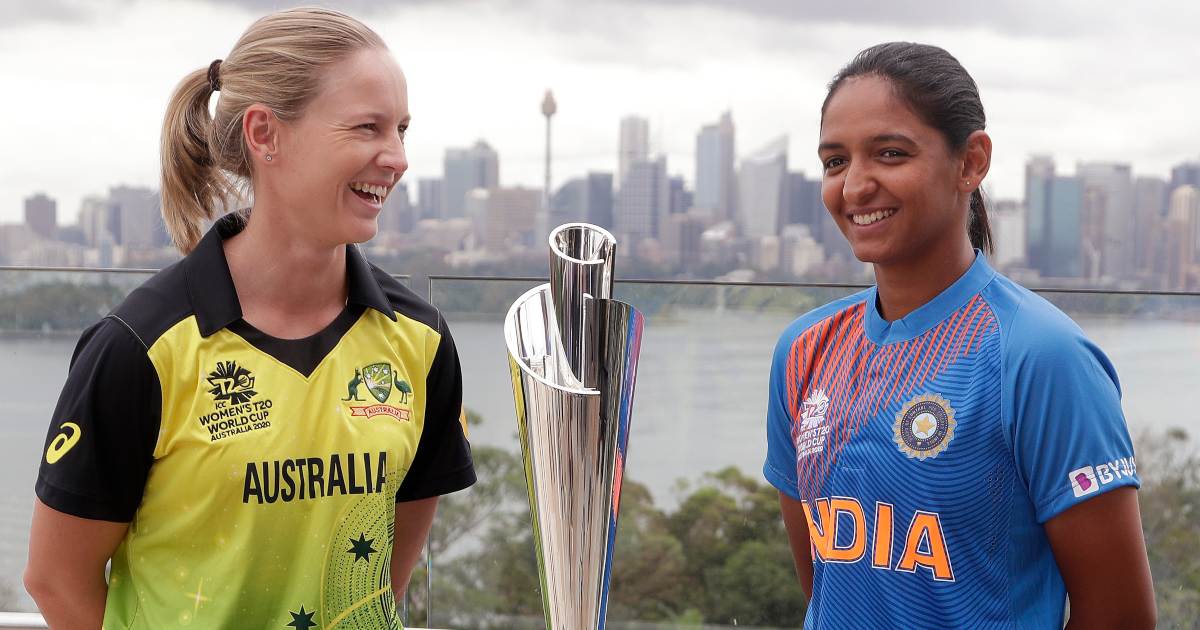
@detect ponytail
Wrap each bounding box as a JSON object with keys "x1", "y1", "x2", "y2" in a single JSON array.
[
  {"x1": 968, "y1": 188, "x2": 993, "y2": 255},
  {"x1": 160, "y1": 67, "x2": 232, "y2": 253},
  {"x1": 158, "y1": 7, "x2": 387, "y2": 254}
]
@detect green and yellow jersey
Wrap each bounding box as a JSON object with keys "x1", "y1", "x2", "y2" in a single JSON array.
[{"x1": 36, "y1": 214, "x2": 475, "y2": 629}]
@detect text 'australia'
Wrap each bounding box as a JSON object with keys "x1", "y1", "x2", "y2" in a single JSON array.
[{"x1": 243, "y1": 452, "x2": 388, "y2": 504}]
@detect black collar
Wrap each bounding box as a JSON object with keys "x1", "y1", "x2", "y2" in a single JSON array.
[{"x1": 182, "y1": 213, "x2": 396, "y2": 337}]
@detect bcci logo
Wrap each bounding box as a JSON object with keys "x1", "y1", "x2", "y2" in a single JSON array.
[
  {"x1": 344, "y1": 362, "x2": 412, "y2": 421},
  {"x1": 893, "y1": 393, "x2": 956, "y2": 460},
  {"x1": 206, "y1": 361, "x2": 257, "y2": 406}
]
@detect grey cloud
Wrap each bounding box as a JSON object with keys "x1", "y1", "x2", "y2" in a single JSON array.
[{"x1": 0, "y1": 0, "x2": 126, "y2": 30}]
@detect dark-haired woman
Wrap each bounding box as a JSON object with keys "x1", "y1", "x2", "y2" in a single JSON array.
[{"x1": 763, "y1": 42, "x2": 1155, "y2": 628}]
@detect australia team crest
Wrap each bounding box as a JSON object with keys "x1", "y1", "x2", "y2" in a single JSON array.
[
  {"x1": 893, "y1": 393, "x2": 956, "y2": 460},
  {"x1": 343, "y1": 362, "x2": 412, "y2": 421}
]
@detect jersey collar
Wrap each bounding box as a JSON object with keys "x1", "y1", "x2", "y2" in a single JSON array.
[
  {"x1": 863, "y1": 250, "x2": 997, "y2": 345},
  {"x1": 183, "y1": 212, "x2": 397, "y2": 338}
]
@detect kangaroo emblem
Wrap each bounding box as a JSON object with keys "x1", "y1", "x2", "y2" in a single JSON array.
[{"x1": 342, "y1": 368, "x2": 364, "y2": 401}]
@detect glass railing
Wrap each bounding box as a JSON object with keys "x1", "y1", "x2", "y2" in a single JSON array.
[{"x1": 2, "y1": 267, "x2": 1199, "y2": 627}]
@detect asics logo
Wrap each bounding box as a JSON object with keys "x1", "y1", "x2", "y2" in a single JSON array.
[{"x1": 45, "y1": 422, "x2": 82, "y2": 464}]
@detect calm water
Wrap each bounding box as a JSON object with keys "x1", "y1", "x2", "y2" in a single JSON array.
[{"x1": 2, "y1": 311, "x2": 1198, "y2": 610}]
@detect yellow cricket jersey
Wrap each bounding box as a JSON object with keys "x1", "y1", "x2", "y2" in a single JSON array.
[{"x1": 36, "y1": 214, "x2": 475, "y2": 629}]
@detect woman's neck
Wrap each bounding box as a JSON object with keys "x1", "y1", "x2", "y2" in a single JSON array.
[
  {"x1": 873, "y1": 240, "x2": 976, "y2": 322},
  {"x1": 222, "y1": 207, "x2": 349, "y2": 338}
]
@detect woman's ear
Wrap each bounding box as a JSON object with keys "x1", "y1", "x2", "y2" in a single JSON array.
[
  {"x1": 960, "y1": 130, "x2": 992, "y2": 193},
  {"x1": 243, "y1": 104, "x2": 278, "y2": 166}
]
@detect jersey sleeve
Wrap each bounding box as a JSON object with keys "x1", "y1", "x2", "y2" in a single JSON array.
[
  {"x1": 1006, "y1": 304, "x2": 1139, "y2": 523},
  {"x1": 395, "y1": 315, "x2": 476, "y2": 502},
  {"x1": 35, "y1": 317, "x2": 162, "y2": 522},
  {"x1": 764, "y1": 330, "x2": 800, "y2": 500}
]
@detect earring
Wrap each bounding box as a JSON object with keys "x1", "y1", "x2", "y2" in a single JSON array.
[
  {"x1": 265, "y1": 154, "x2": 273, "y2": 162},
  {"x1": 965, "y1": 180, "x2": 971, "y2": 186}
]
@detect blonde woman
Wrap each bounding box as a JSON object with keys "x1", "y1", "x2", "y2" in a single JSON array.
[{"x1": 25, "y1": 8, "x2": 475, "y2": 628}]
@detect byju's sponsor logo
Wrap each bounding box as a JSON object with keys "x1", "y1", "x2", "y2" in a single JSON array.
[{"x1": 1068, "y1": 457, "x2": 1137, "y2": 498}]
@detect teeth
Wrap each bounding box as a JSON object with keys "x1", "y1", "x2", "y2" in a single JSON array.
[
  {"x1": 852, "y1": 208, "x2": 896, "y2": 226},
  {"x1": 349, "y1": 182, "x2": 388, "y2": 203}
]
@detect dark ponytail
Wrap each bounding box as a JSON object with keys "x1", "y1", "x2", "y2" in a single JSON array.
[{"x1": 823, "y1": 42, "x2": 994, "y2": 255}]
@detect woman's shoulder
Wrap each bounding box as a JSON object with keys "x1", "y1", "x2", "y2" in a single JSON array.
[
  {"x1": 363, "y1": 260, "x2": 444, "y2": 334},
  {"x1": 981, "y1": 273, "x2": 1112, "y2": 374}
]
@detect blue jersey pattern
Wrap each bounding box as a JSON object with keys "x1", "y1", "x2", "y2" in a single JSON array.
[{"x1": 763, "y1": 253, "x2": 1139, "y2": 629}]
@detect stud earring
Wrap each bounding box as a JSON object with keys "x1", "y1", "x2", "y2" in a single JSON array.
[
  {"x1": 265, "y1": 154, "x2": 273, "y2": 162},
  {"x1": 964, "y1": 180, "x2": 971, "y2": 186}
]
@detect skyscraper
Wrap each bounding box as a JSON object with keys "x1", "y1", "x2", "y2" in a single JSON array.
[
  {"x1": 552, "y1": 172, "x2": 613, "y2": 230},
  {"x1": 1024, "y1": 155, "x2": 1055, "y2": 275},
  {"x1": 618, "y1": 116, "x2": 649, "y2": 190},
  {"x1": 738, "y1": 136, "x2": 789, "y2": 240},
  {"x1": 1077, "y1": 162, "x2": 1134, "y2": 281},
  {"x1": 695, "y1": 111, "x2": 736, "y2": 220},
  {"x1": 466, "y1": 186, "x2": 541, "y2": 252},
  {"x1": 110, "y1": 185, "x2": 164, "y2": 248},
  {"x1": 1165, "y1": 185, "x2": 1200, "y2": 290},
  {"x1": 990, "y1": 200, "x2": 1026, "y2": 268},
  {"x1": 787, "y1": 172, "x2": 821, "y2": 228},
  {"x1": 24, "y1": 193, "x2": 56, "y2": 239},
  {"x1": 377, "y1": 182, "x2": 414, "y2": 234},
  {"x1": 616, "y1": 156, "x2": 668, "y2": 243},
  {"x1": 1047, "y1": 176, "x2": 1084, "y2": 278},
  {"x1": 1169, "y1": 161, "x2": 1200, "y2": 199},
  {"x1": 443, "y1": 141, "x2": 499, "y2": 218},
  {"x1": 668, "y1": 176, "x2": 692, "y2": 216},
  {"x1": 1133, "y1": 177, "x2": 1167, "y2": 278},
  {"x1": 417, "y1": 178, "x2": 443, "y2": 221}
]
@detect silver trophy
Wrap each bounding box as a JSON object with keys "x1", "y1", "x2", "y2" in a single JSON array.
[{"x1": 504, "y1": 223, "x2": 644, "y2": 629}]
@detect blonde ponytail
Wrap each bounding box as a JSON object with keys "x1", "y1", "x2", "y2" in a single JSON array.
[{"x1": 158, "y1": 7, "x2": 386, "y2": 253}]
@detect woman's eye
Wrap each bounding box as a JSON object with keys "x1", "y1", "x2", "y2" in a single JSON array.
[
  {"x1": 358, "y1": 123, "x2": 377, "y2": 131},
  {"x1": 823, "y1": 157, "x2": 846, "y2": 170},
  {"x1": 398, "y1": 125, "x2": 408, "y2": 139},
  {"x1": 881, "y1": 149, "x2": 907, "y2": 158}
]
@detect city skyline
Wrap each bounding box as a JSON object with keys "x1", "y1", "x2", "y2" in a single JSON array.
[{"x1": 2, "y1": 0, "x2": 1200, "y2": 225}]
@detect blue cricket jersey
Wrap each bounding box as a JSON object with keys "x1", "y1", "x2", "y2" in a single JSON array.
[{"x1": 763, "y1": 252, "x2": 1139, "y2": 629}]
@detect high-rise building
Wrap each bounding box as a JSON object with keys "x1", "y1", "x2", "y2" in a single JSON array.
[
  {"x1": 1024, "y1": 155, "x2": 1056, "y2": 275},
  {"x1": 1133, "y1": 177, "x2": 1167, "y2": 277},
  {"x1": 695, "y1": 111, "x2": 736, "y2": 220},
  {"x1": 616, "y1": 156, "x2": 668, "y2": 243},
  {"x1": 466, "y1": 186, "x2": 540, "y2": 252},
  {"x1": 1046, "y1": 176, "x2": 1084, "y2": 278},
  {"x1": 1169, "y1": 160, "x2": 1200, "y2": 201},
  {"x1": 24, "y1": 193, "x2": 56, "y2": 239},
  {"x1": 552, "y1": 172, "x2": 613, "y2": 230},
  {"x1": 79, "y1": 195, "x2": 114, "y2": 246},
  {"x1": 417, "y1": 178, "x2": 444, "y2": 221},
  {"x1": 738, "y1": 136, "x2": 789, "y2": 239},
  {"x1": 1077, "y1": 162, "x2": 1133, "y2": 280},
  {"x1": 787, "y1": 172, "x2": 822, "y2": 228},
  {"x1": 990, "y1": 200, "x2": 1026, "y2": 268},
  {"x1": 443, "y1": 141, "x2": 499, "y2": 219},
  {"x1": 618, "y1": 116, "x2": 649, "y2": 190},
  {"x1": 377, "y1": 182, "x2": 414, "y2": 234},
  {"x1": 660, "y1": 212, "x2": 705, "y2": 270},
  {"x1": 1165, "y1": 185, "x2": 1200, "y2": 290},
  {"x1": 668, "y1": 176, "x2": 692, "y2": 216},
  {"x1": 110, "y1": 185, "x2": 164, "y2": 248}
]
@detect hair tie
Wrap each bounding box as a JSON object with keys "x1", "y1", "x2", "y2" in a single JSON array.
[{"x1": 207, "y1": 59, "x2": 223, "y2": 92}]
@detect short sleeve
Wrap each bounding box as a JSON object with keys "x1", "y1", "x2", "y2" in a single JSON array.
[
  {"x1": 395, "y1": 316, "x2": 476, "y2": 502},
  {"x1": 764, "y1": 332, "x2": 800, "y2": 500},
  {"x1": 1007, "y1": 311, "x2": 1139, "y2": 523},
  {"x1": 35, "y1": 317, "x2": 162, "y2": 522}
]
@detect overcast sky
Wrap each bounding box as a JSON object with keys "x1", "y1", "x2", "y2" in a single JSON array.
[{"x1": 1, "y1": 0, "x2": 1198, "y2": 226}]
